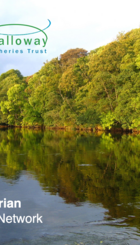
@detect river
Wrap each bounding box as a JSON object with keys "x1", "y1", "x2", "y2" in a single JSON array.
[{"x1": 0, "y1": 128, "x2": 140, "y2": 244}]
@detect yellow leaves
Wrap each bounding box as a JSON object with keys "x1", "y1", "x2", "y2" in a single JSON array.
[
  {"x1": 120, "y1": 53, "x2": 135, "y2": 70},
  {"x1": 135, "y1": 54, "x2": 140, "y2": 69},
  {"x1": 59, "y1": 67, "x2": 77, "y2": 95}
]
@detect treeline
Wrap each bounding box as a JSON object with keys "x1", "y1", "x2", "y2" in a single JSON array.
[{"x1": 1, "y1": 28, "x2": 140, "y2": 130}]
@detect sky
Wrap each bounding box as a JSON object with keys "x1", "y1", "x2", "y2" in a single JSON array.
[{"x1": 0, "y1": 0, "x2": 140, "y2": 76}]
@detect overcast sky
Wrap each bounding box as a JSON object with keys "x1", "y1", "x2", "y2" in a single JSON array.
[{"x1": 0, "y1": 0, "x2": 140, "y2": 76}]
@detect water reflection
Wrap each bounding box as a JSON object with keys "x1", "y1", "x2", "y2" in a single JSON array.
[{"x1": 0, "y1": 128, "x2": 140, "y2": 230}]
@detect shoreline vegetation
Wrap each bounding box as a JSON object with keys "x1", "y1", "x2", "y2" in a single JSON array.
[
  {"x1": 1, "y1": 28, "x2": 140, "y2": 132},
  {"x1": 0, "y1": 125, "x2": 138, "y2": 134}
]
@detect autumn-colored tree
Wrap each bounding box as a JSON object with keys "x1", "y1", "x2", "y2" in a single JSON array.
[{"x1": 60, "y1": 48, "x2": 88, "y2": 68}]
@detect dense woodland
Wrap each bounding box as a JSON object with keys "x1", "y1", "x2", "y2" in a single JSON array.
[{"x1": 1, "y1": 28, "x2": 140, "y2": 130}]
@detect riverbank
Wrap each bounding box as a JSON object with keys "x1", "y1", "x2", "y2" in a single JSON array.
[{"x1": 1, "y1": 124, "x2": 140, "y2": 134}]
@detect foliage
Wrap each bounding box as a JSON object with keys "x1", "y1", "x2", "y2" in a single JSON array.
[{"x1": 1, "y1": 28, "x2": 140, "y2": 129}]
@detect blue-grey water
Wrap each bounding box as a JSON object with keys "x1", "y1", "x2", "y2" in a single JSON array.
[{"x1": 0, "y1": 128, "x2": 140, "y2": 244}]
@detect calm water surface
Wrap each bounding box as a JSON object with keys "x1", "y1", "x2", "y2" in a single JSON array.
[{"x1": 0, "y1": 128, "x2": 140, "y2": 244}]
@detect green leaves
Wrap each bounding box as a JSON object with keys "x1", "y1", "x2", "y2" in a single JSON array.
[
  {"x1": 100, "y1": 111, "x2": 115, "y2": 130},
  {"x1": 1, "y1": 30, "x2": 140, "y2": 130},
  {"x1": 0, "y1": 83, "x2": 27, "y2": 125}
]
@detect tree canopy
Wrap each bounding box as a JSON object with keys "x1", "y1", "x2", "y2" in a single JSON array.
[{"x1": 1, "y1": 28, "x2": 140, "y2": 130}]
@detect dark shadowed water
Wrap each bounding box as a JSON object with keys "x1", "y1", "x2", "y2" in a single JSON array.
[{"x1": 0, "y1": 128, "x2": 140, "y2": 244}]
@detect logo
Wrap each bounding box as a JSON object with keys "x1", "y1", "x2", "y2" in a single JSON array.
[{"x1": 0, "y1": 20, "x2": 51, "y2": 54}]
